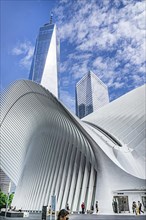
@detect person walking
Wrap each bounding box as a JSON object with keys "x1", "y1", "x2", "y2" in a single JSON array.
[
  {"x1": 48, "y1": 205, "x2": 51, "y2": 215},
  {"x1": 132, "y1": 201, "x2": 136, "y2": 214},
  {"x1": 95, "y1": 201, "x2": 99, "y2": 213},
  {"x1": 81, "y1": 202, "x2": 85, "y2": 214},
  {"x1": 138, "y1": 201, "x2": 144, "y2": 214},
  {"x1": 91, "y1": 204, "x2": 94, "y2": 212},
  {"x1": 57, "y1": 209, "x2": 69, "y2": 220},
  {"x1": 113, "y1": 200, "x2": 118, "y2": 213},
  {"x1": 132, "y1": 201, "x2": 138, "y2": 215},
  {"x1": 66, "y1": 203, "x2": 70, "y2": 211}
]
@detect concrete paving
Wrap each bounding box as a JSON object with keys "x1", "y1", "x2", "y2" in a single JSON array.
[{"x1": 0, "y1": 213, "x2": 146, "y2": 220}]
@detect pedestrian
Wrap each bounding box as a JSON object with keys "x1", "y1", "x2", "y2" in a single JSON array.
[
  {"x1": 90, "y1": 204, "x2": 94, "y2": 214},
  {"x1": 19, "y1": 207, "x2": 22, "y2": 212},
  {"x1": 91, "y1": 204, "x2": 94, "y2": 211},
  {"x1": 132, "y1": 201, "x2": 138, "y2": 215},
  {"x1": 95, "y1": 201, "x2": 99, "y2": 213},
  {"x1": 138, "y1": 201, "x2": 144, "y2": 214},
  {"x1": 81, "y1": 202, "x2": 85, "y2": 214},
  {"x1": 66, "y1": 203, "x2": 69, "y2": 211},
  {"x1": 112, "y1": 200, "x2": 118, "y2": 213},
  {"x1": 57, "y1": 209, "x2": 69, "y2": 220},
  {"x1": 13, "y1": 206, "x2": 16, "y2": 211},
  {"x1": 48, "y1": 205, "x2": 51, "y2": 214},
  {"x1": 132, "y1": 201, "x2": 135, "y2": 214}
]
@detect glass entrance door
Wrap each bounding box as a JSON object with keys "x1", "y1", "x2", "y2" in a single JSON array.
[
  {"x1": 113, "y1": 196, "x2": 129, "y2": 213},
  {"x1": 142, "y1": 196, "x2": 146, "y2": 211}
]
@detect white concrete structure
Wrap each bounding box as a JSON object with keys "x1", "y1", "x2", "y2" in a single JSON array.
[
  {"x1": 76, "y1": 71, "x2": 109, "y2": 118},
  {"x1": 29, "y1": 22, "x2": 59, "y2": 98},
  {"x1": 0, "y1": 81, "x2": 145, "y2": 213}
]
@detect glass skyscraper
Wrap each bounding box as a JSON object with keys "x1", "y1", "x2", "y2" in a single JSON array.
[
  {"x1": 29, "y1": 20, "x2": 59, "y2": 98},
  {"x1": 76, "y1": 70, "x2": 109, "y2": 119}
]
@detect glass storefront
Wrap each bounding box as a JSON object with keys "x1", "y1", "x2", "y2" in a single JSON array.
[
  {"x1": 113, "y1": 196, "x2": 129, "y2": 213},
  {"x1": 142, "y1": 196, "x2": 146, "y2": 211}
]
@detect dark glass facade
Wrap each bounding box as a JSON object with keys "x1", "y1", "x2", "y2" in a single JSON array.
[
  {"x1": 76, "y1": 71, "x2": 109, "y2": 119},
  {"x1": 29, "y1": 24, "x2": 55, "y2": 83}
]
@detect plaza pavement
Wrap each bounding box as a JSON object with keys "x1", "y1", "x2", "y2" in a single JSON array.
[{"x1": 0, "y1": 213, "x2": 146, "y2": 220}]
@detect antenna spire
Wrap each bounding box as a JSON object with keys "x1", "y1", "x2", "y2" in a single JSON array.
[{"x1": 50, "y1": 11, "x2": 53, "y2": 24}]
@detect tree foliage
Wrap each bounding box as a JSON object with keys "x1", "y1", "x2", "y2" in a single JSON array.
[
  {"x1": 8, "y1": 193, "x2": 14, "y2": 206},
  {"x1": 0, "y1": 189, "x2": 14, "y2": 209}
]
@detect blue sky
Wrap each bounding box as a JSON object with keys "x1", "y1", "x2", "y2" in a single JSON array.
[{"x1": 1, "y1": 0, "x2": 145, "y2": 113}]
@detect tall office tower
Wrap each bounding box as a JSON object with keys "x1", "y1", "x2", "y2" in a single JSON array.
[
  {"x1": 76, "y1": 70, "x2": 109, "y2": 119},
  {"x1": 29, "y1": 15, "x2": 59, "y2": 98}
]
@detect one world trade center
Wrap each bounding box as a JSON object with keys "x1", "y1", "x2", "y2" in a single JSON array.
[{"x1": 29, "y1": 14, "x2": 59, "y2": 98}]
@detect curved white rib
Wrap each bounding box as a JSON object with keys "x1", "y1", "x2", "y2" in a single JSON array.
[{"x1": 0, "y1": 81, "x2": 145, "y2": 213}]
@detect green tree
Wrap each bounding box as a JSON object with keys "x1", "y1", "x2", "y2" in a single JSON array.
[
  {"x1": 0, "y1": 189, "x2": 7, "y2": 209},
  {"x1": 0, "y1": 189, "x2": 14, "y2": 210},
  {"x1": 8, "y1": 193, "x2": 14, "y2": 206}
]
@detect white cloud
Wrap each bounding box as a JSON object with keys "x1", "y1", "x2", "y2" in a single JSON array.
[
  {"x1": 60, "y1": 62, "x2": 68, "y2": 73},
  {"x1": 61, "y1": 76, "x2": 70, "y2": 87},
  {"x1": 132, "y1": 74, "x2": 145, "y2": 86},
  {"x1": 60, "y1": 89, "x2": 75, "y2": 113},
  {"x1": 54, "y1": 0, "x2": 145, "y2": 102},
  {"x1": 69, "y1": 53, "x2": 92, "y2": 61},
  {"x1": 60, "y1": 0, "x2": 68, "y2": 3},
  {"x1": 139, "y1": 64, "x2": 146, "y2": 73},
  {"x1": 112, "y1": 81, "x2": 125, "y2": 89},
  {"x1": 55, "y1": 0, "x2": 145, "y2": 53},
  {"x1": 71, "y1": 60, "x2": 89, "y2": 79},
  {"x1": 12, "y1": 47, "x2": 24, "y2": 55},
  {"x1": 93, "y1": 57, "x2": 107, "y2": 70},
  {"x1": 12, "y1": 41, "x2": 34, "y2": 69}
]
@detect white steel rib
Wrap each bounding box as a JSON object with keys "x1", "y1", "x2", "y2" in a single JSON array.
[{"x1": 0, "y1": 81, "x2": 145, "y2": 213}]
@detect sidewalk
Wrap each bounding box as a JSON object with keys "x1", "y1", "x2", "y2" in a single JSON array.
[{"x1": 72, "y1": 211, "x2": 146, "y2": 216}]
